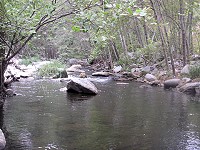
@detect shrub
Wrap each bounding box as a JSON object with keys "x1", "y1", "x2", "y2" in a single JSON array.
[
  {"x1": 20, "y1": 56, "x2": 40, "y2": 66},
  {"x1": 38, "y1": 60, "x2": 65, "y2": 77},
  {"x1": 189, "y1": 65, "x2": 200, "y2": 79}
]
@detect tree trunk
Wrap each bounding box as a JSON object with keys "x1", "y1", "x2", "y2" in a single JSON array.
[
  {"x1": 150, "y1": 0, "x2": 169, "y2": 70},
  {"x1": 134, "y1": 18, "x2": 144, "y2": 48},
  {"x1": 179, "y1": 0, "x2": 187, "y2": 66},
  {"x1": 110, "y1": 40, "x2": 119, "y2": 61},
  {"x1": 187, "y1": 0, "x2": 194, "y2": 55},
  {"x1": 118, "y1": 27, "x2": 128, "y2": 59},
  {"x1": 0, "y1": 39, "x2": 6, "y2": 108},
  {"x1": 141, "y1": 0, "x2": 148, "y2": 45}
]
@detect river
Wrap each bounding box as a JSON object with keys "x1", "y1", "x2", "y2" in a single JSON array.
[{"x1": 2, "y1": 79, "x2": 200, "y2": 150}]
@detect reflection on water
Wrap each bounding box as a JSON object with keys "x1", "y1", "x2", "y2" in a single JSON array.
[{"x1": 3, "y1": 79, "x2": 200, "y2": 150}]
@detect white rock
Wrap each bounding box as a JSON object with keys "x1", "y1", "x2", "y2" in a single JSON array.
[
  {"x1": 92, "y1": 72, "x2": 110, "y2": 77},
  {"x1": 181, "y1": 64, "x2": 190, "y2": 74},
  {"x1": 0, "y1": 129, "x2": 6, "y2": 150},
  {"x1": 145, "y1": 74, "x2": 157, "y2": 82},
  {"x1": 142, "y1": 66, "x2": 152, "y2": 73},
  {"x1": 113, "y1": 66, "x2": 122, "y2": 73}
]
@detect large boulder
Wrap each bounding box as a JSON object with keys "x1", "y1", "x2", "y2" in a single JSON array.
[
  {"x1": 164, "y1": 79, "x2": 181, "y2": 89},
  {"x1": 0, "y1": 129, "x2": 6, "y2": 150},
  {"x1": 179, "y1": 82, "x2": 200, "y2": 95},
  {"x1": 66, "y1": 78, "x2": 98, "y2": 94},
  {"x1": 145, "y1": 73, "x2": 157, "y2": 82},
  {"x1": 181, "y1": 64, "x2": 190, "y2": 74}
]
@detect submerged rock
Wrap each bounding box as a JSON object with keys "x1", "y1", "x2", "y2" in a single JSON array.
[
  {"x1": 139, "y1": 84, "x2": 152, "y2": 89},
  {"x1": 0, "y1": 129, "x2": 6, "y2": 150},
  {"x1": 66, "y1": 78, "x2": 98, "y2": 94}
]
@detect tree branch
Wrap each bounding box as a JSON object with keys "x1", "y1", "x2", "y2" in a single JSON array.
[{"x1": 5, "y1": 1, "x2": 103, "y2": 62}]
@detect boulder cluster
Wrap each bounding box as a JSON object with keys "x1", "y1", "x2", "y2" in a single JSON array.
[{"x1": 4, "y1": 57, "x2": 200, "y2": 97}]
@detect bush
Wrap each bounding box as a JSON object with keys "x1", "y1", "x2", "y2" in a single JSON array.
[
  {"x1": 20, "y1": 56, "x2": 40, "y2": 66},
  {"x1": 38, "y1": 60, "x2": 65, "y2": 77},
  {"x1": 189, "y1": 65, "x2": 200, "y2": 79}
]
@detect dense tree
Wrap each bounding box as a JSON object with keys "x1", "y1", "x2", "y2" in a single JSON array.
[{"x1": 0, "y1": 0, "x2": 103, "y2": 106}]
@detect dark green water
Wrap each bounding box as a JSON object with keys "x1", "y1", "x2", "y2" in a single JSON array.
[{"x1": 3, "y1": 79, "x2": 200, "y2": 150}]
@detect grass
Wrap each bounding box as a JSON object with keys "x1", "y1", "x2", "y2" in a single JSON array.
[
  {"x1": 20, "y1": 56, "x2": 40, "y2": 66},
  {"x1": 38, "y1": 60, "x2": 65, "y2": 77}
]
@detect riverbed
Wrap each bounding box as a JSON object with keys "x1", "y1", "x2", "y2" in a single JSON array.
[{"x1": 2, "y1": 79, "x2": 200, "y2": 150}]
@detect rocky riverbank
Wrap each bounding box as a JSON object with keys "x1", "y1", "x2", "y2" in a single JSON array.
[{"x1": 4, "y1": 57, "x2": 200, "y2": 97}]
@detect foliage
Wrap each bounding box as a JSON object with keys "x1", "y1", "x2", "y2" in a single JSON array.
[
  {"x1": 136, "y1": 42, "x2": 162, "y2": 64},
  {"x1": 1, "y1": 0, "x2": 200, "y2": 72},
  {"x1": 20, "y1": 56, "x2": 40, "y2": 66},
  {"x1": 0, "y1": 0, "x2": 103, "y2": 63},
  {"x1": 38, "y1": 60, "x2": 65, "y2": 77},
  {"x1": 189, "y1": 65, "x2": 200, "y2": 79},
  {"x1": 71, "y1": 0, "x2": 147, "y2": 59}
]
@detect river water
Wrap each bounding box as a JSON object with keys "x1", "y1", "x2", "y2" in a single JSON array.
[{"x1": 2, "y1": 79, "x2": 200, "y2": 150}]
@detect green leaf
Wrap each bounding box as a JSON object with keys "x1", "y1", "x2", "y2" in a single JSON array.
[
  {"x1": 116, "y1": 4, "x2": 120, "y2": 9},
  {"x1": 135, "y1": 8, "x2": 142, "y2": 13},
  {"x1": 127, "y1": 8, "x2": 133, "y2": 15},
  {"x1": 72, "y1": 26, "x2": 81, "y2": 32}
]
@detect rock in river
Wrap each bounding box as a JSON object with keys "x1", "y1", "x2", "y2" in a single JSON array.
[
  {"x1": 0, "y1": 129, "x2": 6, "y2": 150},
  {"x1": 164, "y1": 79, "x2": 181, "y2": 89},
  {"x1": 179, "y1": 82, "x2": 200, "y2": 95},
  {"x1": 66, "y1": 78, "x2": 98, "y2": 95}
]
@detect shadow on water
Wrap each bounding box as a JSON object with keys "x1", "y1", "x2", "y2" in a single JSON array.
[{"x1": 67, "y1": 93, "x2": 95, "y2": 101}]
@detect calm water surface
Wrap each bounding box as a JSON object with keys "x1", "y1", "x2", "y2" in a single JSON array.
[{"x1": 2, "y1": 79, "x2": 200, "y2": 150}]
